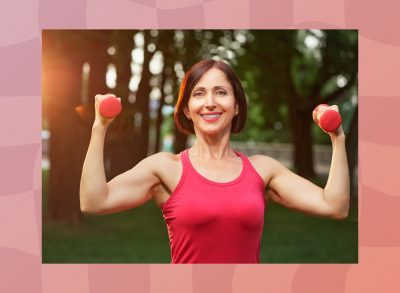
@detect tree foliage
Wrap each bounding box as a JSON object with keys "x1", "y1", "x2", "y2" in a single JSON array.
[{"x1": 237, "y1": 30, "x2": 357, "y2": 176}]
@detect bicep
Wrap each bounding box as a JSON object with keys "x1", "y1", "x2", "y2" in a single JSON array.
[
  {"x1": 268, "y1": 160, "x2": 334, "y2": 218},
  {"x1": 96, "y1": 157, "x2": 161, "y2": 214}
]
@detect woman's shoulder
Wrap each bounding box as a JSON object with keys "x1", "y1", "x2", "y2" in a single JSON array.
[
  {"x1": 247, "y1": 154, "x2": 283, "y2": 177},
  {"x1": 248, "y1": 154, "x2": 276, "y2": 165},
  {"x1": 146, "y1": 151, "x2": 181, "y2": 165},
  {"x1": 143, "y1": 151, "x2": 182, "y2": 173}
]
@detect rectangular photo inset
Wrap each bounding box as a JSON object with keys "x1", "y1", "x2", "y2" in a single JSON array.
[{"x1": 42, "y1": 29, "x2": 358, "y2": 264}]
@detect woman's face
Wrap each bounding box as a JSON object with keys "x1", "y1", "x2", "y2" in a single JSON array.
[{"x1": 185, "y1": 67, "x2": 238, "y2": 136}]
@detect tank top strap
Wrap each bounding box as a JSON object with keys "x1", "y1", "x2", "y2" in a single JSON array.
[
  {"x1": 234, "y1": 151, "x2": 265, "y2": 189},
  {"x1": 233, "y1": 150, "x2": 251, "y2": 168},
  {"x1": 179, "y1": 149, "x2": 192, "y2": 180},
  {"x1": 180, "y1": 149, "x2": 190, "y2": 169}
]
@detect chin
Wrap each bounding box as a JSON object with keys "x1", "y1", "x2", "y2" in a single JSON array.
[{"x1": 196, "y1": 124, "x2": 230, "y2": 136}]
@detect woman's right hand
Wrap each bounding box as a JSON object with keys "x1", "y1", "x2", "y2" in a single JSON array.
[{"x1": 93, "y1": 93, "x2": 120, "y2": 129}]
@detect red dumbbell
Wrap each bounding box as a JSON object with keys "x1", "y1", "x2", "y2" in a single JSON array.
[
  {"x1": 99, "y1": 96, "x2": 122, "y2": 119},
  {"x1": 313, "y1": 104, "x2": 342, "y2": 132}
]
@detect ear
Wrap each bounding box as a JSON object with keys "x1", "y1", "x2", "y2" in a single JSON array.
[
  {"x1": 234, "y1": 103, "x2": 239, "y2": 116},
  {"x1": 183, "y1": 107, "x2": 191, "y2": 120}
]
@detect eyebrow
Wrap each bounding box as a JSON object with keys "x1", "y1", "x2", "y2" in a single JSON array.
[{"x1": 192, "y1": 86, "x2": 229, "y2": 91}]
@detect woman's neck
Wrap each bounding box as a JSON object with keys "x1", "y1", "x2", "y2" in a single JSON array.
[{"x1": 189, "y1": 131, "x2": 234, "y2": 160}]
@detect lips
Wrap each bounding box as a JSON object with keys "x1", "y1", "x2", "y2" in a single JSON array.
[{"x1": 200, "y1": 112, "x2": 222, "y2": 122}]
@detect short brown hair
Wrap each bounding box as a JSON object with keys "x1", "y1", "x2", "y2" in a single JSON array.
[{"x1": 174, "y1": 59, "x2": 247, "y2": 134}]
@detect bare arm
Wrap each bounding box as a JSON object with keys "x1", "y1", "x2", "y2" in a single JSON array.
[
  {"x1": 79, "y1": 94, "x2": 160, "y2": 214},
  {"x1": 267, "y1": 132, "x2": 349, "y2": 219},
  {"x1": 79, "y1": 122, "x2": 108, "y2": 213},
  {"x1": 263, "y1": 105, "x2": 350, "y2": 219},
  {"x1": 323, "y1": 131, "x2": 350, "y2": 218}
]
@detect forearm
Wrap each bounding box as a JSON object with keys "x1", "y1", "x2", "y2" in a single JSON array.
[
  {"x1": 80, "y1": 124, "x2": 109, "y2": 212},
  {"x1": 323, "y1": 133, "x2": 350, "y2": 218}
]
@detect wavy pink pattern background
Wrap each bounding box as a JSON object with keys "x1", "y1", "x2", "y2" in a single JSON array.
[{"x1": 0, "y1": 0, "x2": 397, "y2": 291}]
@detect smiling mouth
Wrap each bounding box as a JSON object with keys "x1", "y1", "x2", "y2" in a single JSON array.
[{"x1": 200, "y1": 113, "x2": 222, "y2": 122}]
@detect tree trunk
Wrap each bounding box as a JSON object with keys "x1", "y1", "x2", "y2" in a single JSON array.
[
  {"x1": 155, "y1": 68, "x2": 166, "y2": 153},
  {"x1": 174, "y1": 128, "x2": 188, "y2": 153},
  {"x1": 47, "y1": 88, "x2": 89, "y2": 224},
  {"x1": 282, "y1": 45, "x2": 315, "y2": 177},
  {"x1": 135, "y1": 31, "x2": 154, "y2": 159},
  {"x1": 43, "y1": 31, "x2": 88, "y2": 223},
  {"x1": 104, "y1": 31, "x2": 139, "y2": 180},
  {"x1": 87, "y1": 34, "x2": 110, "y2": 104},
  {"x1": 289, "y1": 107, "x2": 315, "y2": 177},
  {"x1": 346, "y1": 105, "x2": 358, "y2": 197},
  {"x1": 154, "y1": 36, "x2": 175, "y2": 153}
]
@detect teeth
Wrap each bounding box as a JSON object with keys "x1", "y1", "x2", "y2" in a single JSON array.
[{"x1": 202, "y1": 114, "x2": 220, "y2": 118}]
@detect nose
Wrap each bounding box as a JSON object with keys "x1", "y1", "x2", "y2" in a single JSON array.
[{"x1": 205, "y1": 93, "x2": 216, "y2": 109}]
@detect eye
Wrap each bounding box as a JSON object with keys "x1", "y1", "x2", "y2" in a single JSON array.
[
  {"x1": 216, "y1": 90, "x2": 227, "y2": 95},
  {"x1": 193, "y1": 91, "x2": 204, "y2": 97}
]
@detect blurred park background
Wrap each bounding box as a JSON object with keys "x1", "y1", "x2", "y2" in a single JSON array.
[{"x1": 42, "y1": 29, "x2": 358, "y2": 263}]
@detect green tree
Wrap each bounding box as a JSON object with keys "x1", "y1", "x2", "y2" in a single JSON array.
[{"x1": 241, "y1": 30, "x2": 357, "y2": 176}]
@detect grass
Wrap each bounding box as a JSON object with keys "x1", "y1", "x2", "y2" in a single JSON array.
[
  {"x1": 43, "y1": 202, "x2": 171, "y2": 263},
  {"x1": 42, "y1": 170, "x2": 358, "y2": 263},
  {"x1": 261, "y1": 200, "x2": 358, "y2": 263}
]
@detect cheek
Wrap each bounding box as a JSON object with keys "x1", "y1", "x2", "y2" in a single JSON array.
[
  {"x1": 187, "y1": 99, "x2": 203, "y2": 112},
  {"x1": 222, "y1": 97, "x2": 237, "y2": 111}
]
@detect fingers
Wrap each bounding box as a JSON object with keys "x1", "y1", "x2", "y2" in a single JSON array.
[
  {"x1": 313, "y1": 104, "x2": 343, "y2": 134},
  {"x1": 330, "y1": 104, "x2": 339, "y2": 112},
  {"x1": 313, "y1": 104, "x2": 326, "y2": 124},
  {"x1": 312, "y1": 106, "x2": 320, "y2": 123},
  {"x1": 94, "y1": 93, "x2": 116, "y2": 107},
  {"x1": 94, "y1": 93, "x2": 118, "y2": 126},
  {"x1": 95, "y1": 93, "x2": 116, "y2": 104},
  {"x1": 313, "y1": 104, "x2": 339, "y2": 124}
]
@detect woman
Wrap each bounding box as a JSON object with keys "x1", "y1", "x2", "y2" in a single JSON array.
[{"x1": 80, "y1": 59, "x2": 350, "y2": 264}]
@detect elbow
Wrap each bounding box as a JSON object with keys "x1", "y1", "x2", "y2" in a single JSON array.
[
  {"x1": 331, "y1": 206, "x2": 349, "y2": 220},
  {"x1": 79, "y1": 191, "x2": 90, "y2": 214},
  {"x1": 80, "y1": 203, "x2": 101, "y2": 215},
  {"x1": 79, "y1": 193, "x2": 99, "y2": 215},
  {"x1": 327, "y1": 194, "x2": 350, "y2": 220},
  {"x1": 79, "y1": 186, "x2": 109, "y2": 215},
  {"x1": 80, "y1": 201, "x2": 93, "y2": 214},
  {"x1": 332, "y1": 210, "x2": 349, "y2": 220},
  {"x1": 80, "y1": 203, "x2": 91, "y2": 214}
]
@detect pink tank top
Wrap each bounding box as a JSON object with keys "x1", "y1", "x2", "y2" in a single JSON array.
[{"x1": 161, "y1": 149, "x2": 266, "y2": 263}]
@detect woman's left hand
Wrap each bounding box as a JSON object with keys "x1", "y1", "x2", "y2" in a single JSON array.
[{"x1": 313, "y1": 104, "x2": 345, "y2": 138}]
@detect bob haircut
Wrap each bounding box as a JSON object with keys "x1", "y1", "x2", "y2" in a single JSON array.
[{"x1": 174, "y1": 59, "x2": 247, "y2": 135}]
